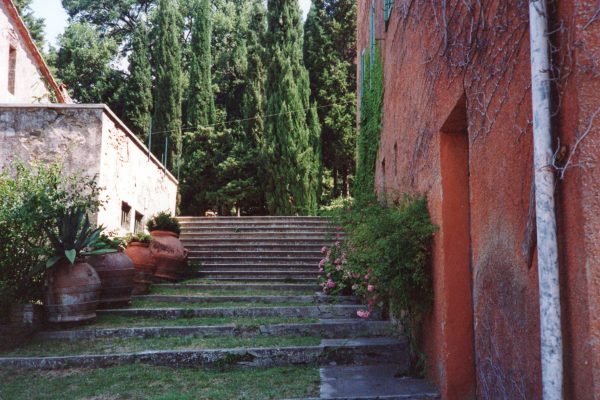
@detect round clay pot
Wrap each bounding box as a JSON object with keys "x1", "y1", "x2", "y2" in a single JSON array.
[
  {"x1": 125, "y1": 242, "x2": 156, "y2": 295},
  {"x1": 44, "y1": 260, "x2": 101, "y2": 324},
  {"x1": 86, "y1": 251, "x2": 135, "y2": 309},
  {"x1": 149, "y1": 230, "x2": 189, "y2": 282}
]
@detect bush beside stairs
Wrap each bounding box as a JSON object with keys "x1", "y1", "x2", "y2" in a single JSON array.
[{"x1": 0, "y1": 216, "x2": 439, "y2": 399}]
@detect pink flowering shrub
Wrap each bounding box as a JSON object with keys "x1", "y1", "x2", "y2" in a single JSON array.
[{"x1": 320, "y1": 195, "x2": 436, "y2": 323}]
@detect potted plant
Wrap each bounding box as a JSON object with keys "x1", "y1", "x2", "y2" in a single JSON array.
[
  {"x1": 85, "y1": 235, "x2": 135, "y2": 309},
  {"x1": 147, "y1": 211, "x2": 188, "y2": 281},
  {"x1": 124, "y1": 233, "x2": 156, "y2": 295},
  {"x1": 44, "y1": 207, "x2": 109, "y2": 324}
]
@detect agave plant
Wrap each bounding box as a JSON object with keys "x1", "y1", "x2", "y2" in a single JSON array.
[{"x1": 44, "y1": 207, "x2": 113, "y2": 268}]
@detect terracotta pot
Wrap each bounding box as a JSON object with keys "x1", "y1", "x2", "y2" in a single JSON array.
[
  {"x1": 149, "y1": 230, "x2": 189, "y2": 282},
  {"x1": 44, "y1": 260, "x2": 101, "y2": 324},
  {"x1": 9, "y1": 304, "x2": 43, "y2": 328},
  {"x1": 86, "y1": 251, "x2": 135, "y2": 309},
  {"x1": 125, "y1": 242, "x2": 156, "y2": 295}
]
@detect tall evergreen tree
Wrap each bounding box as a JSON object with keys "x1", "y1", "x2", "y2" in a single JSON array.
[
  {"x1": 264, "y1": 0, "x2": 321, "y2": 215},
  {"x1": 186, "y1": 0, "x2": 215, "y2": 128},
  {"x1": 124, "y1": 22, "x2": 153, "y2": 140},
  {"x1": 13, "y1": 0, "x2": 45, "y2": 48},
  {"x1": 304, "y1": 0, "x2": 357, "y2": 200},
  {"x1": 152, "y1": 0, "x2": 183, "y2": 170}
]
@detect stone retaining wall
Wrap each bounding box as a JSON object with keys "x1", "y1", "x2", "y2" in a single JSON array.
[{"x1": 0, "y1": 104, "x2": 178, "y2": 233}]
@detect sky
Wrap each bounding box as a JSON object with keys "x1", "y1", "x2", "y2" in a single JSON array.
[{"x1": 31, "y1": 0, "x2": 313, "y2": 49}]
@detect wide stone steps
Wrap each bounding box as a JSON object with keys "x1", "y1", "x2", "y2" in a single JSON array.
[
  {"x1": 35, "y1": 320, "x2": 392, "y2": 341},
  {"x1": 0, "y1": 216, "x2": 440, "y2": 399},
  {"x1": 0, "y1": 337, "x2": 408, "y2": 371},
  {"x1": 97, "y1": 304, "x2": 377, "y2": 320}
]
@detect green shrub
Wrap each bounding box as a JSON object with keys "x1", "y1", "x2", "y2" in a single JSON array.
[
  {"x1": 147, "y1": 211, "x2": 181, "y2": 235},
  {"x1": 123, "y1": 232, "x2": 153, "y2": 245},
  {"x1": 0, "y1": 161, "x2": 101, "y2": 316},
  {"x1": 321, "y1": 194, "x2": 436, "y2": 374}
]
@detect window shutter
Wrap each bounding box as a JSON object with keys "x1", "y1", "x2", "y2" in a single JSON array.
[
  {"x1": 384, "y1": 0, "x2": 394, "y2": 22},
  {"x1": 369, "y1": 1, "x2": 375, "y2": 60}
]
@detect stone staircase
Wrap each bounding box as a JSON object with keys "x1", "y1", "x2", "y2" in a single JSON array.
[{"x1": 0, "y1": 216, "x2": 439, "y2": 399}]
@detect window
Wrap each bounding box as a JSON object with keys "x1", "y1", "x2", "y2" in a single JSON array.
[
  {"x1": 134, "y1": 212, "x2": 144, "y2": 234},
  {"x1": 369, "y1": 1, "x2": 375, "y2": 60},
  {"x1": 8, "y1": 46, "x2": 16, "y2": 95},
  {"x1": 121, "y1": 202, "x2": 131, "y2": 230},
  {"x1": 384, "y1": 0, "x2": 394, "y2": 24},
  {"x1": 360, "y1": 49, "x2": 366, "y2": 100}
]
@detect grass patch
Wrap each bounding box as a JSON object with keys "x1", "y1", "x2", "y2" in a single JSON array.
[
  {"x1": 0, "y1": 364, "x2": 319, "y2": 399},
  {"x1": 150, "y1": 287, "x2": 316, "y2": 297},
  {"x1": 130, "y1": 299, "x2": 313, "y2": 309},
  {"x1": 1, "y1": 336, "x2": 322, "y2": 357},
  {"x1": 73, "y1": 315, "x2": 319, "y2": 329}
]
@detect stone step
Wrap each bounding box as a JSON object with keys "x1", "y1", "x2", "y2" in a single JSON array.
[
  {"x1": 191, "y1": 263, "x2": 319, "y2": 270},
  {"x1": 0, "y1": 337, "x2": 407, "y2": 371},
  {"x1": 197, "y1": 271, "x2": 318, "y2": 279},
  {"x1": 131, "y1": 294, "x2": 357, "y2": 305},
  {"x1": 35, "y1": 320, "x2": 392, "y2": 341},
  {"x1": 180, "y1": 233, "x2": 342, "y2": 239},
  {"x1": 179, "y1": 223, "x2": 333, "y2": 230},
  {"x1": 319, "y1": 364, "x2": 440, "y2": 400},
  {"x1": 155, "y1": 283, "x2": 320, "y2": 291},
  {"x1": 189, "y1": 251, "x2": 323, "y2": 259},
  {"x1": 177, "y1": 216, "x2": 330, "y2": 222},
  {"x1": 181, "y1": 227, "x2": 339, "y2": 233},
  {"x1": 185, "y1": 245, "x2": 328, "y2": 253},
  {"x1": 190, "y1": 276, "x2": 317, "y2": 283},
  {"x1": 191, "y1": 258, "x2": 321, "y2": 265},
  {"x1": 97, "y1": 304, "x2": 377, "y2": 320}
]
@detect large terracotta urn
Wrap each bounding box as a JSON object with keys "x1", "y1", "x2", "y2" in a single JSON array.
[
  {"x1": 44, "y1": 260, "x2": 101, "y2": 324},
  {"x1": 125, "y1": 242, "x2": 156, "y2": 295},
  {"x1": 86, "y1": 251, "x2": 135, "y2": 309},
  {"x1": 149, "y1": 230, "x2": 189, "y2": 282}
]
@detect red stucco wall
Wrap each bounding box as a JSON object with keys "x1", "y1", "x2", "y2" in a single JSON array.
[{"x1": 357, "y1": 1, "x2": 599, "y2": 399}]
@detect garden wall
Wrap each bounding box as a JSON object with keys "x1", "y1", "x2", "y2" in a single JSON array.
[
  {"x1": 0, "y1": 104, "x2": 178, "y2": 233},
  {"x1": 357, "y1": 1, "x2": 599, "y2": 399}
]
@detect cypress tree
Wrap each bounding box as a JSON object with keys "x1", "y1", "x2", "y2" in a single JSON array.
[
  {"x1": 152, "y1": 0, "x2": 183, "y2": 170},
  {"x1": 124, "y1": 21, "x2": 153, "y2": 140},
  {"x1": 304, "y1": 0, "x2": 357, "y2": 200},
  {"x1": 187, "y1": 0, "x2": 215, "y2": 128},
  {"x1": 264, "y1": 0, "x2": 321, "y2": 215}
]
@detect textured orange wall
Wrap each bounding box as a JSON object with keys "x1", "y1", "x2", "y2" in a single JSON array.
[{"x1": 357, "y1": 1, "x2": 599, "y2": 399}]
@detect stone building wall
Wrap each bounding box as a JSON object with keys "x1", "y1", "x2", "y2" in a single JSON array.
[
  {"x1": 0, "y1": 2, "x2": 53, "y2": 103},
  {"x1": 0, "y1": 104, "x2": 178, "y2": 234},
  {"x1": 358, "y1": 1, "x2": 599, "y2": 399},
  {"x1": 98, "y1": 109, "x2": 178, "y2": 234}
]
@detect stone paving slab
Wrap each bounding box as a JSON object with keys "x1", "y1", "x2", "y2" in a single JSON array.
[
  {"x1": 155, "y1": 283, "x2": 320, "y2": 291},
  {"x1": 34, "y1": 320, "x2": 393, "y2": 341},
  {"x1": 319, "y1": 364, "x2": 440, "y2": 399},
  {"x1": 0, "y1": 338, "x2": 406, "y2": 370},
  {"x1": 133, "y1": 294, "x2": 358, "y2": 305},
  {"x1": 97, "y1": 305, "x2": 380, "y2": 320}
]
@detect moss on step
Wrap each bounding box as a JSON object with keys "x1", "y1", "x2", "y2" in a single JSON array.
[
  {"x1": 72, "y1": 315, "x2": 319, "y2": 329},
  {"x1": 0, "y1": 335, "x2": 322, "y2": 357},
  {"x1": 0, "y1": 365, "x2": 319, "y2": 400},
  {"x1": 150, "y1": 287, "x2": 316, "y2": 297},
  {"x1": 130, "y1": 299, "x2": 313, "y2": 309}
]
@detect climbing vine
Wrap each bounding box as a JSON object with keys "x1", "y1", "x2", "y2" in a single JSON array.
[{"x1": 354, "y1": 46, "x2": 383, "y2": 204}]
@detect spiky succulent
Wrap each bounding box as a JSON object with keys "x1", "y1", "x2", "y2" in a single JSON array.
[{"x1": 44, "y1": 207, "x2": 111, "y2": 268}]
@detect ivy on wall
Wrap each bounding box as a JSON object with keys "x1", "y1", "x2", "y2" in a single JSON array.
[{"x1": 354, "y1": 45, "x2": 384, "y2": 204}]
